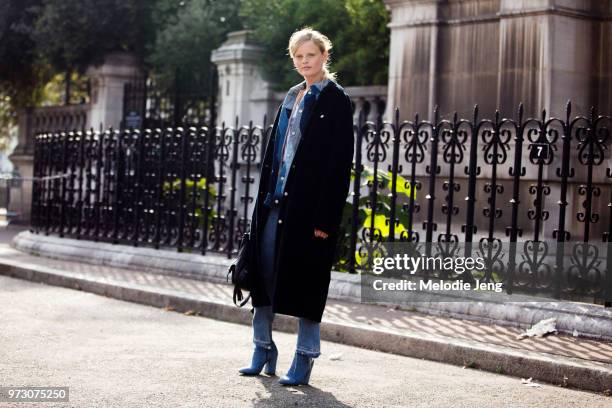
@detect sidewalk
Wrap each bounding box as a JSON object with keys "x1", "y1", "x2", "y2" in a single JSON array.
[
  {"x1": 1, "y1": 241, "x2": 611, "y2": 394},
  {"x1": 6, "y1": 275, "x2": 611, "y2": 407}
]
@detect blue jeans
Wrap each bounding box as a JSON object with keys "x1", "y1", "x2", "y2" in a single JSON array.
[{"x1": 252, "y1": 306, "x2": 321, "y2": 358}]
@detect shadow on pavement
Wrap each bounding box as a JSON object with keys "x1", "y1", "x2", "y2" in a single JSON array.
[{"x1": 252, "y1": 375, "x2": 354, "y2": 407}]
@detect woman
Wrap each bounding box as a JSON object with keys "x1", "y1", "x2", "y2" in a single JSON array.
[{"x1": 238, "y1": 27, "x2": 354, "y2": 386}]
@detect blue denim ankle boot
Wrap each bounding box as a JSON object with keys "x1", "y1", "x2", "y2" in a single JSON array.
[
  {"x1": 238, "y1": 343, "x2": 278, "y2": 376},
  {"x1": 278, "y1": 352, "x2": 314, "y2": 386}
]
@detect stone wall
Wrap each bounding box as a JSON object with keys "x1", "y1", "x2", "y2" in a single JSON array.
[{"x1": 383, "y1": 0, "x2": 612, "y2": 120}]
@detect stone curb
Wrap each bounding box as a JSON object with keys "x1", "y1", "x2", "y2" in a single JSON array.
[
  {"x1": 0, "y1": 258, "x2": 610, "y2": 394},
  {"x1": 12, "y1": 231, "x2": 612, "y2": 341}
]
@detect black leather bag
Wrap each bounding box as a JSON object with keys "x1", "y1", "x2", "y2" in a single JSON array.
[{"x1": 226, "y1": 231, "x2": 254, "y2": 307}]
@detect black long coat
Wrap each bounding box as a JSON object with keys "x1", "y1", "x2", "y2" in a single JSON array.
[{"x1": 246, "y1": 80, "x2": 354, "y2": 322}]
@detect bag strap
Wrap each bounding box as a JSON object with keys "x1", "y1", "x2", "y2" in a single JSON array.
[
  {"x1": 233, "y1": 286, "x2": 251, "y2": 307},
  {"x1": 226, "y1": 265, "x2": 233, "y2": 283}
]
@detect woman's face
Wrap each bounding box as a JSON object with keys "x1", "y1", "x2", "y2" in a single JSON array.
[{"x1": 292, "y1": 40, "x2": 328, "y2": 82}]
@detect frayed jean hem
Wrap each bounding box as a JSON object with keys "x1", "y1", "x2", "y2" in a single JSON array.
[
  {"x1": 296, "y1": 348, "x2": 321, "y2": 358},
  {"x1": 253, "y1": 339, "x2": 274, "y2": 350}
]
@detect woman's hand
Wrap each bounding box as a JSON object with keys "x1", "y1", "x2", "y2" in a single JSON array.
[{"x1": 314, "y1": 228, "x2": 328, "y2": 239}]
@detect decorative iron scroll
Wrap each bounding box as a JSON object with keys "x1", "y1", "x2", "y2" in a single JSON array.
[{"x1": 31, "y1": 102, "x2": 611, "y2": 305}]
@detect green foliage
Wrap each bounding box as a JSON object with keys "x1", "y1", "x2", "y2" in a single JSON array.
[
  {"x1": 0, "y1": 0, "x2": 46, "y2": 147},
  {"x1": 40, "y1": 72, "x2": 90, "y2": 106},
  {"x1": 0, "y1": 0, "x2": 49, "y2": 109},
  {"x1": 30, "y1": 0, "x2": 146, "y2": 73},
  {"x1": 0, "y1": 0, "x2": 146, "y2": 144},
  {"x1": 334, "y1": 165, "x2": 418, "y2": 271},
  {"x1": 0, "y1": 0, "x2": 389, "y2": 146},
  {"x1": 0, "y1": 0, "x2": 244, "y2": 147},
  {"x1": 1, "y1": 0, "x2": 388, "y2": 104},
  {"x1": 147, "y1": 0, "x2": 243, "y2": 93},
  {"x1": 350, "y1": 165, "x2": 416, "y2": 237},
  {"x1": 0, "y1": 94, "x2": 16, "y2": 151},
  {"x1": 162, "y1": 176, "x2": 218, "y2": 226},
  {"x1": 239, "y1": 0, "x2": 389, "y2": 90},
  {"x1": 333, "y1": 0, "x2": 390, "y2": 86}
]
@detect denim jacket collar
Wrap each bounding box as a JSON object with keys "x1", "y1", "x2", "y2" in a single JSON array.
[{"x1": 281, "y1": 78, "x2": 332, "y2": 111}]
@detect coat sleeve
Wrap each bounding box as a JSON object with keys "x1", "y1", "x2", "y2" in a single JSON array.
[{"x1": 313, "y1": 94, "x2": 355, "y2": 236}]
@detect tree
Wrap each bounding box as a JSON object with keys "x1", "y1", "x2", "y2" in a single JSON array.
[
  {"x1": 146, "y1": 0, "x2": 243, "y2": 94},
  {"x1": 0, "y1": 0, "x2": 48, "y2": 149},
  {"x1": 31, "y1": 0, "x2": 147, "y2": 74},
  {"x1": 334, "y1": 0, "x2": 390, "y2": 86},
  {"x1": 0, "y1": 0, "x2": 48, "y2": 110},
  {"x1": 239, "y1": 0, "x2": 389, "y2": 91},
  {"x1": 0, "y1": 0, "x2": 150, "y2": 147},
  {"x1": 0, "y1": 0, "x2": 244, "y2": 146}
]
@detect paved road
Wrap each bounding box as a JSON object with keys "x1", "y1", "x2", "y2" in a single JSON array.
[{"x1": 0, "y1": 276, "x2": 609, "y2": 408}]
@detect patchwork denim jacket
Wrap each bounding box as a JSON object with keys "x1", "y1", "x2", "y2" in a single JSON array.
[{"x1": 263, "y1": 78, "x2": 331, "y2": 208}]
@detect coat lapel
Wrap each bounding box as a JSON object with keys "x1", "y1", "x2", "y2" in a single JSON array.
[
  {"x1": 264, "y1": 81, "x2": 336, "y2": 200},
  {"x1": 299, "y1": 81, "x2": 334, "y2": 139}
]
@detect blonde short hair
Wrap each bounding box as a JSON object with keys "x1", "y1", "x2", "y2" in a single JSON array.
[{"x1": 287, "y1": 27, "x2": 337, "y2": 81}]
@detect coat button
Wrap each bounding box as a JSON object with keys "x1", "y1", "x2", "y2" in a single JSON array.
[
  {"x1": 274, "y1": 199, "x2": 279, "y2": 204},
  {"x1": 278, "y1": 219, "x2": 283, "y2": 224},
  {"x1": 284, "y1": 192, "x2": 288, "y2": 196},
  {"x1": 320, "y1": 114, "x2": 325, "y2": 118}
]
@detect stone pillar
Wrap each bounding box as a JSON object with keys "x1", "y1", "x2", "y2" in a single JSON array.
[
  {"x1": 86, "y1": 52, "x2": 143, "y2": 130},
  {"x1": 497, "y1": 0, "x2": 609, "y2": 118},
  {"x1": 383, "y1": 0, "x2": 612, "y2": 241},
  {"x1": 211, "y1": 30, "x2": 282, "y2": 220},
  {"x1": 211, "y1": 30, "x2": 278, "y2": 127},
  {"x1": 383, "y1": 0, "x2": 611, "y2": 119},
  {"x1": 496, "y1": 0, "x2": 611, "y2": 239},
  {"x1": 383, "y1": 0, "x2": 443, "y2": 121},
  {"x1": 600, "y1": 13, "x2": 612, "y2": 111},
  {"x1": 7, "y1": 108, "x2": 34, "y2": 223},
  {"x1": 8, "y1": 52, "x2": 141, "y2": 224}
]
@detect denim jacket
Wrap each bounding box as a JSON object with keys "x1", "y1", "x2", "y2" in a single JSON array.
[{"x1": 263, "y1": 78, "x2": 331, "y2": 208}]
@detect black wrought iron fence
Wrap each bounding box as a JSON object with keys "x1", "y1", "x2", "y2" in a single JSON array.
[
  {"x1": 30, "y1": 102, "x2": 612, "y2": 305},
  {"x1": 122, "y1": 73, "x2": 214, "y2": 130}
]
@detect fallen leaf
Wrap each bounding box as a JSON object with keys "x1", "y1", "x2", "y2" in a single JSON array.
[
  {"x1": 521, "y1": 377, "x2": 543, "y2": 388},
  {"x1": 517, "y1": 318, "x2": 557, "y2": 340},
  {"x1": 329, "y1": 353, "x2": 343, "y2": 361}
]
